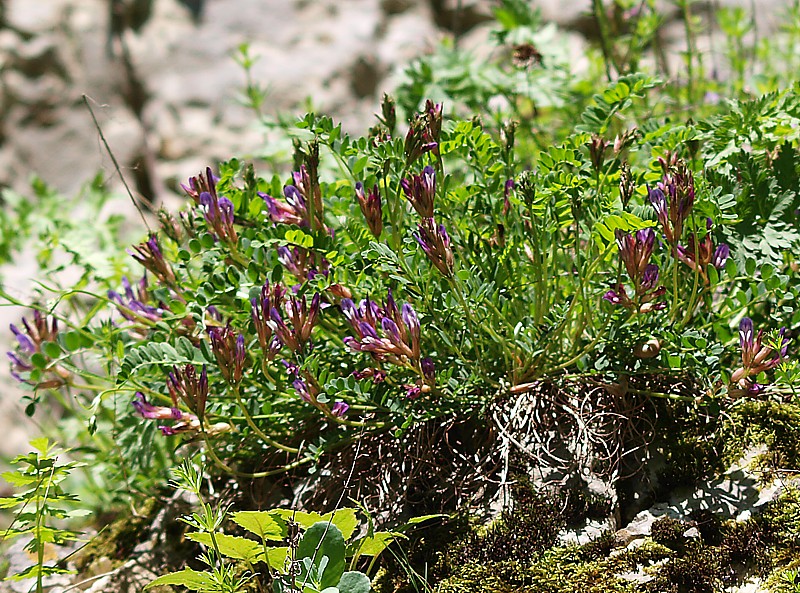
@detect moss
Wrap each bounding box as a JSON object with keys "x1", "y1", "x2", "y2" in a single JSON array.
[
  {"x1": 723, "y1": 401, "x2": 800, "y2": 472},
  {"x1": 645, "y1": 541, "x2": 735, "y2": 593},
  {"x1": 652, "y1": 399, "x2": 800, "y2": 499},
  {"x1": 648, "y1": 399, "x2": 726, "y2": 497},
  {"x1": 434, "y1": 542, "x2": 675, "y2": 593},
  {"x1": 650, "y1": 516, "x2": 690, "y2": 553},
  {"x1": 687, "y1": 508, "x2": 723, "y2": 546},
  {"x1": 452, "y1": 481, "x2": 567, "y2": 565},
  {"x1": 765, "y1": 562, "x2": 800, "y2": 593}
]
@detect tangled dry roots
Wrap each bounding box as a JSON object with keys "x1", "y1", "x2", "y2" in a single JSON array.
[
  {"x1": 295, "y1": 415, "x2": 501, "y2": 522},
  {"x1": 289, "y1": 375, "x2": 699, "y2": 523}
]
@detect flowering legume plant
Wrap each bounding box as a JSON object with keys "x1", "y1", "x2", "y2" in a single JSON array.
[{"x1": 5, "y1": 85, "x2": 800, "y2": 490}]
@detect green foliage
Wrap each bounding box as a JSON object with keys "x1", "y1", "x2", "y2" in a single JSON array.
[
  {"x1": 148, "y1": 460, "x2": 439, "y2": 592},
  {"x1": 0, "y1": 438, "x2": 86, "y2": 593}
]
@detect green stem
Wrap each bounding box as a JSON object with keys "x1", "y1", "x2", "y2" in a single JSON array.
[{"x1": 232, "y1": 385, "x2": 299, "y2": 453}]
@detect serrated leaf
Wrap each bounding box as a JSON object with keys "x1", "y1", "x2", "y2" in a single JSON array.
[
  {"x1": 266, "y1": 546, "x2": 290, "y2": 569},
  {"x1": 269, "y1": 509, "x2": 326, "y2": 530},
  {"x1": 320, "y1": 508, "x2": 359, "y2": 541},
  {"x1": 231, "y1": 510, "x2": 286, "y2": 540},
  {"x1": 186, "y1": 532, "x2": 264, "y2": 562},
  {"x1": 350, "y1": 531, "x2": 402, "y2": 556},
  {"x1": 145, "y1": 568, "x2": 214, "y2": 590}
]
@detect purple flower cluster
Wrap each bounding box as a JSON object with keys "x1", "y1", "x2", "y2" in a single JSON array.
[
  {"x1": 208, "y1": 325, "x2": 246, "y2": 385},
  {"x1": 132, "y1": 391, "x2": 196, "y2": 436},
  {"x1": 648, "y1": 161, "x2": 695, "y2": 245},
  {"x1": 181, "y1": 167, "x2": 219, "y2": 204},
  {"x1": 341, "y1": 291, "x2": 421, "y2": 364},
  {"x1": 277, "y1": 246, "x2": 329, "y2": 282},
  {"x1": 251, "y1": 280, "x2": 287, "y2": 360},
  {"x1": 398, "y1": 166, "x2": 455, "y2": 277},
  {"x1": 675, "y1": 218, "x2": 730, "y2": 282},
  {"x1": 404, "y1": 100, "x2": 442, "y2": 166},
  {"x1": 108, "y1": 275, "x2": 166, "y2": 325},
  {"x1": 287, "y1": 366, "x2": 349, "y2": 418},
  {"x1": 270, "y1": 292, "x2": 321, "y2": 353},
  {"x1": 341, "y1": 290, "x2": 435, "y2": 397},
  {"x1": 167, "y1": 364, "x2": 209, "y2": 418},
  {"x1": 128, "y1": 235, "x2": 177, "y2": 287},
  {"x1": 414, "y1": 218, "x2": 455, "y2": 277},
  {"x1": 354, "y1": 182, "x2": 383, "y2": 237},
  {"x1": 7, "y1": 311, "x2": 68, "y2": 388},
  {"x1": 603, "y1": 228, "x2": 666, "y2": 313},
  {"x1": 730, "y1": 317, "x2": 790, "y2": 396},
  {"x1": 259, "y1": 165, "x2": 324, "y2": 230},
  {"x1": 401, "y1": 165, "x2": 436, "y2": 218},
  {"x1": 132, "y1": 391, "x2": 230, "y2": 437}
]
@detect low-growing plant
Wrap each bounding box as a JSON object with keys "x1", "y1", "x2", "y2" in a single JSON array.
[{"x1": 4, "y1": 81, "x2": 800, "y2": 506}]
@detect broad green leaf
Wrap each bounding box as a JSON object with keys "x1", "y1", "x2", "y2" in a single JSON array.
[
  {"x1": 145, "y1": 568, "x2": 214, "y2": 590},
  {"x1": 266, "y1": 546, "x2": 290, "y2": 569},
  {"x1": 320, "y1": 508, "x2": 359, "y2": 540},
  {"x1": 186, "y1": 532, "x2": 263, "y2": 562},
  {"x1": 350, "y1": 531, "x2": 403, "y2": 556},
  {"x1": 337, "y1": 571, "x2": 372, "y2": 593},
  {"x1": 269, "y1": 508, "x2": 326, "y2": 529},
  {"x1": 297, "y1": 522, "x2": 346, "y2": 589},
  {"x1": 232, "y1": 510, "x2": 286, "y2": 540}
]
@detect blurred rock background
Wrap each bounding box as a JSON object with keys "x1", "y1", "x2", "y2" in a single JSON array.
[{"x1": 0, "y1": 0, "x2": 786, "y2": 459}]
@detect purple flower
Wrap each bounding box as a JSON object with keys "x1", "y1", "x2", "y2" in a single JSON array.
[
  {"x1": 730, "y1": 318, "x2": 790, "y2": 394},
  {"x1": 292, "y1": 378, "x2": 316, "y2": 403},
  {"x1": 712, "y1": 244, "x2": 730, "y2": 269},
  {"x1": 404, "y1": 111, "x2": 439, "y2": 166},
  {"x1": 401, "y1": 166, "x2": 436, "y2": 218},
  {"x1": 640, "y1": 264, "x2": 660, "y2": 291},
  {"x1": 425, "y1": 99, "x2": 443, "y2": 143},
  {"x1": 251, "y1": 281, "x2": 287, "y2": 358},
  {"x1": 614, "y1": 228, "x2": 656, "y2": 286},
  {"x1": 7, "y1": 312, "x2": 67, "y2": 387},
  {"x1": 351, "y1": 367, "x2": 387, "y2": 382},
  {"x1": 648, "y1": 160, "x2": 695, "y2": 244},
  {"x1": 260, "y1": 165, "x2": 324, "y2": 230},
  {"x1": 108, "y1": 275, "x2": 166, "y2": 324},
  {"x1": 602, "y1": 285, "x2": 632, "y2": 308},
  {"x1": 261, "y1": 188, "x2": 307, "y2": 227},
  {"x1": 10, "y1": 324, "x2": 35, "y2": 354},
  {"x1": 167, "y1": 364, "x2": 208, "y2": 418},
  {"x1": 421, "y1": 357, "x2": 436, "y2": 385},
  {"x1": 277, "y1": 245, "x2": 328, "y2": 281},
  {"x1": 355, "y1": 182, "x2": 383, "y2": 237},
  {"x1": 331, "y1": 401, "x2": 350, "y2": 417},
  {"x1": 181, "y1": 167, "x2": 220, "y2": 205},
  {"x1": 270, "y1": 293, "x2": 320, "y2": 353},
  {"x1": 129, "y1": 235, "x2": 177, "y2": 286},
  {"x1": 342, "y1": 291, "x2": 424, "y2": 365},
  {"x1": 208, "y1": 326, "x2": 247, "y2": 384},
  {"x1": 404, "y1": 384, "x2": 423, "y2": 400},
  {"x1": 414, "y1": 218, "x2": 454, "y2": 277},
  {"x1": 132, "y1": 392, "x2": 183, "y2": 420}
]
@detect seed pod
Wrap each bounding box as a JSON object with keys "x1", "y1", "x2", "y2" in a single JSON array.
[{"x1": 634, "y1": 338, "x2": 661, "y2": 359}]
